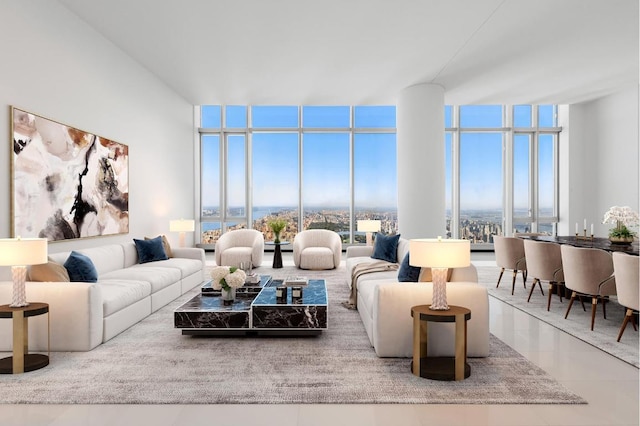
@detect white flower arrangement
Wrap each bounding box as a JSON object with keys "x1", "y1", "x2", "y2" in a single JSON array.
[
  {"x1": 211, "y1": 266, "x2": 247, "y2": 291},
  {"x1": 602, "y1": 206, "x2": 639, "y2": 239}
]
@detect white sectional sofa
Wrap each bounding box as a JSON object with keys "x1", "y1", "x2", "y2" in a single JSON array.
[
  {"x1": 0, "y1": 241, "x2": 205, "y2": 352},
  {"x1": 346, "y1": 238, "x2": 490, "y2": 358}
]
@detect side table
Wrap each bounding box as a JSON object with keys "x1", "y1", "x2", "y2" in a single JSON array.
[
  {"x1": 0, "y1": 303, "x2": 50, "y2": 374},
  {"x1": 410, "y1": 304, "x2": 471, "y2": 381},
  {"x1": 265, "y1": 241, "x2": 290, "y2": 268}
]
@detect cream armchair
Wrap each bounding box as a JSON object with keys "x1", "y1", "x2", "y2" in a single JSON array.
[
  {"x1": 215, "y1": 229, "x2": 264, "y2": 268},
  {"x1": 293, "y1": 229, "x2": 342, "y2": 270}
]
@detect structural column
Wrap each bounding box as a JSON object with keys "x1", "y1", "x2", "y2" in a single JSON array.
[{"x1": 397, "y1": 83, "x2": 445, "y2": 240}]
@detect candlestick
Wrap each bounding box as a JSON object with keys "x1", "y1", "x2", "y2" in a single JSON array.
[
  {"x1": 584, "y1": 219, "x2": 587, "y2": 230},
  {"x1": 575, "y1": 223, "x2": 578, "y2": 234},
  {"x1": 591, "y1": 224, "x2": 594, "y2": 236}
]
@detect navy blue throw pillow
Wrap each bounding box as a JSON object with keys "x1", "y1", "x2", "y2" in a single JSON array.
[
  {"x1": 398, "y1": 252, "x2": 421, "y2": 282},
  {"x1": 134, "y1": 236, "x2": 169, "y2": 264},
  {"x1": 371, "y1": 233, "x2": 401, "y2": 263},
  {"x1": 64, "y1": 251, "x2": 98, "y2": 283}
]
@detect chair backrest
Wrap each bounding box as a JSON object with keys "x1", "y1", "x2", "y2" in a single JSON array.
[
  {"x1": 560, "y1": 245, "x2": 614, "y2": 295},
  {"x1": 294, "y1": 229, "x2": 340, "y2": 248},
  {"x1": 215, "y1": 229, "x2": 264, "y2": 266},
  {"x1": 612, "y1": 252, "x2": 639, "y2": 311},
  {"x1": 493, "y1": 236, "x2": 526, "y2": 270},
  {"x1": 523, "y1": 239, "x2": 563, "y2": 282},
  {"x1": 217, "y1": 229, "x2": 262, "y2": 247}
]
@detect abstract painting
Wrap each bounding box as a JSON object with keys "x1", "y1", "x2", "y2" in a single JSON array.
[{"x1": 11, "y1": 107, "x2": 129, "y2": 241}]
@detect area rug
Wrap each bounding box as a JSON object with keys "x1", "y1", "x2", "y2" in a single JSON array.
[
  {"x1": 0, "y1": 264, "x2": 585, "y2": 404},
  {"x1": 476, "y1": 264, "x2": 639, "y2": 368}
]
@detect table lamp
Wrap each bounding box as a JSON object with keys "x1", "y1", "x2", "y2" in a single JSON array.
[
  {"x1": 0, "y1": 237, "x2": 48, "y2": 307},
  {"x1": 357, "y1": 220, "x2": 381, "y2": 246},
  {"x1": 169, "y1": 219, "x2": 195, "y2": 247},
  {"x1": 409, "y1": 237, "x2": 470, "y2": 311}
]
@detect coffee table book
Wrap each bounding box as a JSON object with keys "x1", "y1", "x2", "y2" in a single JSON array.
[{"x1": 283, "y1": 276, "x2": 308, "y2": 286}]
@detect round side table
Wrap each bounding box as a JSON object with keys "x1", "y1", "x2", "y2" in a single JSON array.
[
  {"x1": 410, "y1": 304, "x2": 471, "y2": 381},
  {"x1": 0, "y1": 302, "x2": 50, "y2": 374}
]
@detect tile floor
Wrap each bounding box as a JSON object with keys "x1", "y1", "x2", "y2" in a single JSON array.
[{"x1": 3, "y1": 252, "x2": 639, "y2": 426}]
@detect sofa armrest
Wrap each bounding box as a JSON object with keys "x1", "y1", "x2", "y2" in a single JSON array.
[
  {"x1": 372, "y1": 282, "x2": 489, "y2": 358},
  {"x1": 0, "y1": 281, "x2": 103, "y2": 351},
  {"x1": 346, "y1": 246, "x2": 373, "y2": 259},
  {"x1": 172, "y1": 247, "x2": 206, "y2": 263},
  {"x1": 450, "y1": 264, "x2": 478, "y2": 282}
]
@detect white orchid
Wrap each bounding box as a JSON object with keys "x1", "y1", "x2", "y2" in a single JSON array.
[{"x1": 603, "y1": 206, "x2": 639, "y2": 239}]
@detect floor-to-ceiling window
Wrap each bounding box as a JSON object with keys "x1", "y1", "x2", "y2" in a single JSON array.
[
  {"x1": 199, "y1": 105, "x2": 397, "y2": 245},
  {"x1": 200, "y1": 104, "x2": 559, "y2": 247},
  {"x1": 445, "y1": 105, "x2": 561, "y2": 247}
]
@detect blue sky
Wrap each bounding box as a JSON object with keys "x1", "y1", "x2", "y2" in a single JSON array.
[{"x1": 202, "y1": 105, "x2": 555, "y2": 211}]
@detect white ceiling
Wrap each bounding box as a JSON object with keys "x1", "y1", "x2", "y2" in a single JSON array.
[{"x1": 58, "y1": 0, "x2": 638, "y2": 106}]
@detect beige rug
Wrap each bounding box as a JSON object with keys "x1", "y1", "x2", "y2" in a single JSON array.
[
  {"x1": 475, "y1": 264, "x2": 639, "y2": 368},
  {"x1": 0, "y1": 263, "x2": 585, "y2": 404}
]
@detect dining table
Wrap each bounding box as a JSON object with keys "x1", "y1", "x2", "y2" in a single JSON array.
[{"x1": 517, "y1": 235, "x2": 639, "y2": 256}]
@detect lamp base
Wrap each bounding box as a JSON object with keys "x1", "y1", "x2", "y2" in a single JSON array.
[
  {"x1": 10, "y1": 265, "x2": 29, "y2": 308},
  {"x1": 366, "y1": 232, "x2": 373, "y2": 246},
  {"x1": 429, "y1": 267, "x2": 449, "y2": 311}
]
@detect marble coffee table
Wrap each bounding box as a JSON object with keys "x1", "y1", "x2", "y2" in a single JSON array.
[{"x1": 174, "y1": 278, "x2": 328, "y2": 336}]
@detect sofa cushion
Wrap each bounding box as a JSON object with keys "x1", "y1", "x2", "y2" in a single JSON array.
[
  {"x1": 101, "y1": 266, "x2": 181, "y2": 293},
  {"x1": 29, "y1": 260, "x2": 70, "y2": 282},
  {"x1": 64, "y1": 251, "x2": 98, "y2": 283},
  {"x1": 134, "y1": 236, "x2": 169, "y2": 264},
  {"x1": 96, "y1": 279, "x2": 151, "y2": 316},
  {"x1": 371, "y1": 234, "x2": 400, "y2": 263},
  {"x1": 133, "y1": 257, "x2": 202, "y2": 279},
  {"x1": 398, "y1": 253, "x2": 421, "y2": 282}
]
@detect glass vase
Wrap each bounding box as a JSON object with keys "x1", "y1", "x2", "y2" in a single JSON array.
[{"x1": 221, "y1": 287, "x2": 236, "y2": 305}]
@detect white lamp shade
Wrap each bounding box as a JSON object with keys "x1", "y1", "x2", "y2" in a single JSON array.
[
  {"x1": 357, "y1": 220, "x2": 381, "y2": 233},
  {"x1": 409, "y1": 238, "x2": 470, "y2": 268},
  {"x1": 0, "y1": 238, "x2": 48, "y2": 266},
  {"x1": 170, "y1": 219, "x2": 195, "y2": 232}
]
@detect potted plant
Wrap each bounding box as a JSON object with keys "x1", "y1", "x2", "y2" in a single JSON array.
[
  {"x1": 268, "y1": 218, "x2": 287, "y2": 243},
  {"x1": 603, "y1": 206, "x2": 639, "y2": 244}
]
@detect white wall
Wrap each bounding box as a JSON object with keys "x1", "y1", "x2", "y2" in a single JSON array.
[
  {"x1": 0, "y1": 0, "x2": 195, "y2": 252},
  {"x1": 559, "y1": 86, "x2": 639, "y2": 237}
]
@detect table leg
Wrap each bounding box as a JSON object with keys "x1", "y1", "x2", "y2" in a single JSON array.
[
  {"x1": 412, "y1": 315, "x2": 428, "y2": 376},
  {"x1": 454, "y1": 313, "x2": 465, "y2": 381},
  {"x1": 13, "y1": 311, "x2": 25, "y2": 374},
  {"x1": 273, "y1": 244, "x2": 283, "y2": 268}
]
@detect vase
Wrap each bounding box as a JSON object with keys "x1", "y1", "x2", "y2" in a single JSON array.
[
  {"x1": 609, "y1": 236, "x2": 634, "y2": 245},
  {"x1": 274, "y1": 231, "x2": 281, "y2": 244},
  {"x1": 221, "y1": 287, "x2": 236, "y2": 305}
]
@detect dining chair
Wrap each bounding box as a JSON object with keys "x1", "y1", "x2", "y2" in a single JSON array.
[
  {"x1": 493, "y1": 236, "x2": 527, "y2": 295},
  {"x1": 523, "y1": 239, "x2": 565, "y2": 310},
  {"x1": 561, "y1": 245, "x2": 616, "y2": 331},
  {"x1": 612, "y1": 252, "x2": 639, "y2": 342}
]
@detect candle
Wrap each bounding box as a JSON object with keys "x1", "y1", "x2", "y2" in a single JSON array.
[
  {"x1": 575, "y1": 223, "x2": 578, "y2": 234},
  {"x1": 591, "y1": 224, "x2": 594, "y2": 236},
  {"x1": 584, "y1": 219, "x2": 587, "y2": 230}
]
